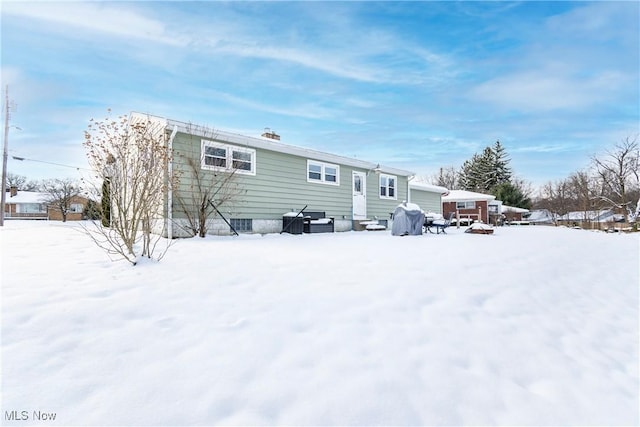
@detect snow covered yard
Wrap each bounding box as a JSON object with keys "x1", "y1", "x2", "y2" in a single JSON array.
[{"x1": 1, "y1": 221, "x2": 638, "y2": 426}]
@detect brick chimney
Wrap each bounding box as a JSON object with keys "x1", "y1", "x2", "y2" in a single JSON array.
[
  {"x1": 10, "y1": 186, "x2": 17, "y2": 197},
  {"x1": 261, "y1": 128, "x2": 280, "y2": 141}
]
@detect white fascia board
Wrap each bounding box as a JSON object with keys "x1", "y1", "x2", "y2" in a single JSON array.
[
  {"x1": 409, "y1": 182, "x2": 449, "y2": 194},
  {"x1": 502, "y1": 205, "x2": 530, "y2": 213},
  {"x1": 442, "y1": 190, "x2": 496, "y2": 202},
  {"x1": 130, "y1": 112, "x2": 168, "y2": 128},
  {"x1": 150, "y1": 115, "x2": 414, "y2": 177}
]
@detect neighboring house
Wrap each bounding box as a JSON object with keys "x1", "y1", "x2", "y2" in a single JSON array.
[
  {"x1": 408, "y1": 182, "x2": 449, "y2": 214},
  {"x1": 442, "y1": 190, "x2": 495, "y2": 224},
  {"x1": 488, "y1": 200, "x2": 503, "y2": 225},
  {"x1": 132, "y1": 113, "x2": 416, "y2": 236},
  {"x1": 502, "y1": 205, "x2": 530, "y2": 223},
  {"x1": 3, "y1": 187, "x2": 93, "y2": 221},
  {"x1": 3, "y1": 187, "x2": 48, "y2": 219},
  {"x1": 47, "y1": 194, "x2": 92, "y2": 221},
  {"x1": 526, "y1": 209, "x2": 555, "y2": 225},
  {"x1": 477, "y1": 199, "x2": 529, "y2": 225},
  {"x1": 557, "y1": 209, "x2": 623, "y2": 226}
]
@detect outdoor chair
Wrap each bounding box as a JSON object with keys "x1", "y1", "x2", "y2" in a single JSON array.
[{"x1": 428, "y1": 212, "x2": 455, "y2": 234}]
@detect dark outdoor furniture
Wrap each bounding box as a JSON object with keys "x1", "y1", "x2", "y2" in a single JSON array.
[
  {"x1": 426, "y1": 212, "x2": 455, "y2": 234},
  {"x1": 303, "y1": 211, "x2": 335, "y2": 233},
  {"x1": 282, "y1": 213, "x2": 305, "y2": 234}
]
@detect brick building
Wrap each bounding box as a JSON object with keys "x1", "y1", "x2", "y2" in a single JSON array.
[{"x1": 441, "y1": 190, "x2": 495, "y2": 224}]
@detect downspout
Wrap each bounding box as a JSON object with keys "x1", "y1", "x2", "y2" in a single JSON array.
[
  {"x1": 167, "y1": 125, "x2": 178, "y2": 239},
  {"x1": 407, "y1": 174, "x2": 415, "y2": 203}
]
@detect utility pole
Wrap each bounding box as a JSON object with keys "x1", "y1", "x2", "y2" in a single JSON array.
[{"x1": 0, "y1": 85, "x2": 10, "y2": 226}]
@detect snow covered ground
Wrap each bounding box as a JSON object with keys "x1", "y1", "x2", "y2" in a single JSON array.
[{"x1": 1, "y1": 221, "x2": 638, "y2": 426}]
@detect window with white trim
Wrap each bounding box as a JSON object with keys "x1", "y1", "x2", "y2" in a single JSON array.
[
  {"x1": 202, "y1": 140, "x2": 256, "y2": 175},
  {"x1": 456, "y1": 201, "x2": 476, "y2": 209},
  {"x1": 307, "y1": 160, "x2": 339, "y2": 185},
  {"x1": 379, "y1": 174, "x2": 397, "y2": 199}
]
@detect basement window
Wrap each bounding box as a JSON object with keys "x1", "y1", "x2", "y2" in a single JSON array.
[{"x1": 230, "y1": 218, "x2": 253, "y2": 233}]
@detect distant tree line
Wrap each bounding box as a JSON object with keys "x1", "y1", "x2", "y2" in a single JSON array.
[
  {"x1": 429, "y1": 136, "x2": 640, "y2": 223},
  {"x1": 6, "y1": 172, "x2": 40, "y2": 192},
  {"x1": 535, "y1": 136, "x2": 639, "y2": 223}
]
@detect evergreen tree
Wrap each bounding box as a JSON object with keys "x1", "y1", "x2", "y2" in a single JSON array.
[
  {"x1": 493, "y1": 181, "x2": 532, "y2": 210},
  {"x1": 101, "y1": 178, "x2": 111, "y2": 227},
  {"x1": 459, "y1": 155, "x2": 484, "y2": 191},
  {"x1": 492, "y1": 140, "x2": 512, "y2": 185},
  {"x1": 479, "y1": 146, "x2": 496, "y2": 190},
  {"x1": 458, "y1": 140, "x2": 513, "y2": 193}
]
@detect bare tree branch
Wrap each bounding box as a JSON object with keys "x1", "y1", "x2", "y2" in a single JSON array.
[
  {"x1": 82, "y1": 111, "x2": 177, "y2": 265},
  {"x1": 41, "y1": 178, "x2": 81, "y2": 222}
]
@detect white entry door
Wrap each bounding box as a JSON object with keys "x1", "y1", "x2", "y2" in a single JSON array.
[{"x1": 352, "y1": 171, "x2": 367, "y2": 219}]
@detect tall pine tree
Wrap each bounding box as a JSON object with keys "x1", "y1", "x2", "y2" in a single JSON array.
[
  {"x1": 493, "y1": 181, "x2": 532, "y2": 209},
  {"x1": 492, "y1": 140, "x2": 512, "y2": 186},
  {"x1": 458, "y1": 140, "x2": 513, "y2": 193}
]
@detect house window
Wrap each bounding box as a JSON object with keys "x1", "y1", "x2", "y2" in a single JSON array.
[
  {"x1": 232, "y1": 150, "x2": 252, "y2": 171},
  {"x1": 202, "y1": 140, "x2": 256, "y2": 175},
  {"x1": 307, "y1": 160, "x2": 340, "y2": 185},
  {"x1": 456, "y1": 201, "x2": 476, "y2": 209},
  {"x1": 17, "y1": 203, "x2": 46, "y2": 214},
  {"x1": 354, "y1": 175, "x2": 362, "y2": 193},
  {"x1": 230, "y1": 218, "x2": 252, "y2": 233},
  {"x1": 204, "y1": 145, "x2": 226, "y2": 168},
  {"x1": 379, "y1": 174, "x2": 397, "y2": 199},
  {"x1": 69, "y1": 203, "x2": 84, "y2": 213}
]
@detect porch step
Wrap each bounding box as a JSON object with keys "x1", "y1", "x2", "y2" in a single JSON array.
[
  {"x1": 354, "y1": 219, "x2": 386, "y2": 231},
  {"x1": 365, "y1": 224, "x2": 386, "y2": 231}
]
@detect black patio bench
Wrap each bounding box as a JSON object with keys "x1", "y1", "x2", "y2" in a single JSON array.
[{"x1": 303, "y1": 211, "x2": 335, "y2": 233}]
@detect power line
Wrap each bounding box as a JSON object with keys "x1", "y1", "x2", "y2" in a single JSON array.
[{"x1": 12, "y1": 155, "x2": 93, "y2": 171}]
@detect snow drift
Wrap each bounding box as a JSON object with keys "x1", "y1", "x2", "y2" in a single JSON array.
[{"x1": 1, "y1": 221, "x2": 638, "y2": 426}]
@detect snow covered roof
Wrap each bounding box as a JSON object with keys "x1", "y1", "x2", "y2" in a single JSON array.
[
  {"x1": 131, "y1": 112, "x2": 415, "y2": 177},
  {"x1": 409, "y1": 182, "x2": 449, "y2": 195},
  {"x1": 5, "y1": 191, "x2": 48, "y2": 204},
  {"x1": 527, "y1": 209, "x2": 554, "y2": 223},
  {"x1": 442, "y1": 190, "x2": 495, "y2": 202},
  {"x1": 558, "y1": 210, "x2": 617, "y2": 222},
  {"x1": 502, "y1": 205, "x2": 529, "y2": 214}
]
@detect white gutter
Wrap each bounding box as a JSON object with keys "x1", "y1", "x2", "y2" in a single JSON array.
[
  {"x1": 409, "y1": 181, "x2": 449, "y2": 195},
  {"x1": 131, "y1": 112, "x2": 416, "y2": 178},
  {"x1": 407, "y1": 174, "x2": 416, "y2": 203},
  {"x1": 167, "y1": 125, "x2": 178, "y2": 239}
]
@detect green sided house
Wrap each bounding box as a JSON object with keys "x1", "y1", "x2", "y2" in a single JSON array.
[
  {"x1": 408, "y1": 182, "x2": 449, "y2": 214},
  {"x1": 131, "y1": 113, "x2": 416, "y2": 237}
]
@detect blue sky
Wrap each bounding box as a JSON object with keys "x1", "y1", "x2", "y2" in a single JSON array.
[{"x1": 1, "y1": 1, "x2": 638, "y2": 190}]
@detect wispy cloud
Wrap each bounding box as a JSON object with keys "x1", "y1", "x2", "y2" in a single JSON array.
[
  {"x1": 3, "y1": 1, "x2": 186, "y2": 46},
  {"x1": 1, "y1": 1, "x2": 637, "y2": 186},
  {"x1": 212, "y1": 43, "x2": 387, "y2": 83},
  {"x1": 5, "y1": 1, "x2": 455, "y2": 87},
  {"x1": 511, "y1": 144, "x2": 577, "y2": 154},
  {"x1": 218, "y1": 92, "x2": 337, "y2": 121},
  {"x1": 470, "y1": 70, "x2": 631, "y2": 113}
]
